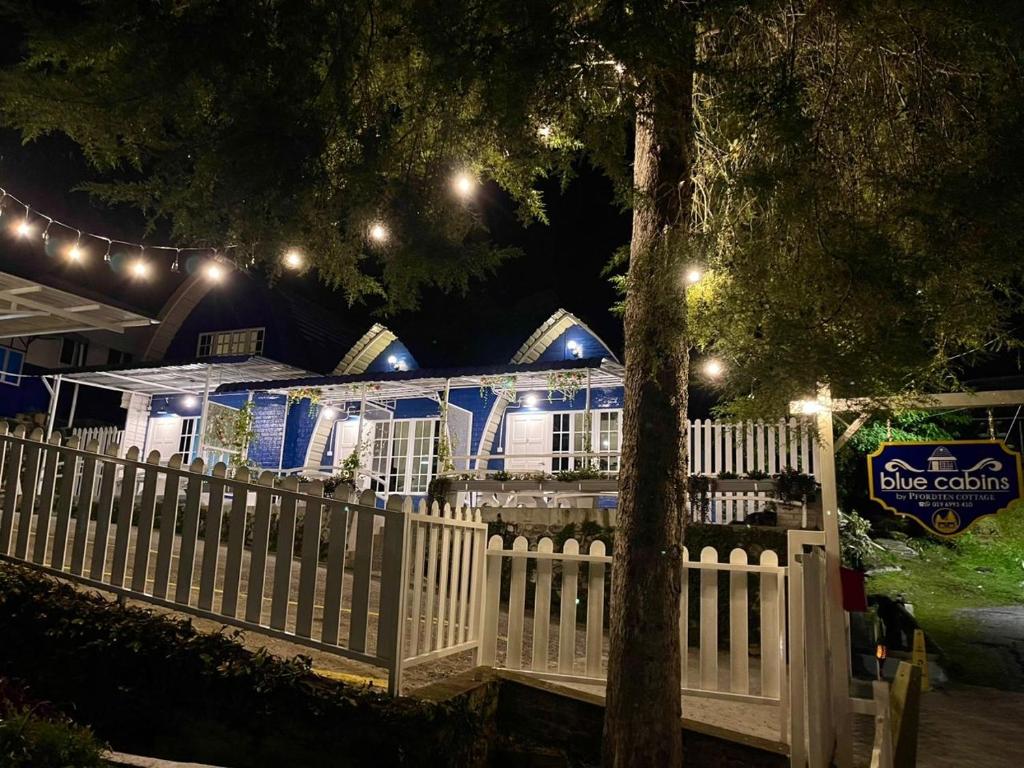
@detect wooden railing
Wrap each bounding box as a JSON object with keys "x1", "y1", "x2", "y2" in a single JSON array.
[{"x1": 0, "y1": 424, "x2": 487, "y2": 695}]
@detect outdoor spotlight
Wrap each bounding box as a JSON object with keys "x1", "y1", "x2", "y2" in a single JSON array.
[
  {"x1": 322, "y1": 406, "x2": 338, "y2": 419},
  {"x1": 183, "y1": 395, "x2": 198, "y2": 408},
  {"x1": 566, "y1": 339, "x2": 582, "y2": 358},
  {"x1": 523, "y1": 394, "x2": 538, "y2": 408},
  {"x1": 283, "y1": 249, "x2": 304, "y2": 270},
  {"x1": 703, "y1": 359, "x2": 724, "y2": 379}
]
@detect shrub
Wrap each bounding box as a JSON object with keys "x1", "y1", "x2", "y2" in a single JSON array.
[
  {"x1": 0, "y1": 710, "x2": 105, "y2": 768},
  {"x1": 0, "y1": 565, "x2": 483, "y2": 767}
]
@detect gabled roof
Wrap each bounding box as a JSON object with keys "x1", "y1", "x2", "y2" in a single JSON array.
[
  {"x1": 333, "y1": 323, "x2": 398, "y2": 374},
  {"x1": 513, "y1": 308, "x2": 619, "y2": 364}
]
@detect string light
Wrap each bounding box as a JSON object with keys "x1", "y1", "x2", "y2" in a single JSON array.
[
  {"x1": 67, "y1": 232, "x2": 84, "y2": 261},
  {"x1": 15, "y1": 207, "x2": 33, "y2": 238},
  {"x1": 130, "y1": 258, "x2": 149, "y2": 279},
  {"x1": 283, "y1": 248, "x2": 304, "y2": 270},
  {"x1": 0, "y1": 184, "x2": 235, "y2": 280},
  {"x1": 369, "y1": 222, "x2": 389, "y2": 243}
]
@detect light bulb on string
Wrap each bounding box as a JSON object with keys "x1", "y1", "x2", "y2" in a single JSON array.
[
  {"x1": 171, "y1": 249, "x2": 181, "y2": 272},
  {"x1": 15, "y1": 207, "x2": 32, "y2": 238},
  {"x1": 103, "y1": 239, "x2": 113, "y2": 264},
  {"x1": 67, "y1": 232, "x2": 84, "y2": 262},
  {"x1": 131, "y1": 248, "x2": 149, "y2": 278},
  {"x1": 41, "y1": 218, "x2": 53, "y2": 244},
  {"x1": 204, "y1": 260, "x2": 225, "y2": 282}
]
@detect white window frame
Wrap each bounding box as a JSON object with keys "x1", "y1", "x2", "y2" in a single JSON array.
[
  {"x1": 371, "y1": 417, "x2": 439, "y2": 494},
  {"x1": 508, "y1": 408, "x2": 623, "y2": 473},
  {"x1": 197, "y1": 327, "x2": 265, "y2": 357},
  {"x1": 0, "y1": 346, "x2": 24, "y2": 386},
  {"x1": 59, "y1": 338, "x2": 88, "y2": 367},
  {"x1": 177, "y1": 417, "x2": 199, "y2": 462}
]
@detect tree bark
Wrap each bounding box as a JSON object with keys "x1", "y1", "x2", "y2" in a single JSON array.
[{"x1": 602, "y1": 36, "x2": 696, "y2": 768}]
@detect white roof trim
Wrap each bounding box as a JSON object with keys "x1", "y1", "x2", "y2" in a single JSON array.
[
  {"x1": 512, "y1": 308, "x2": 619, "y2": 364},
  {"x1": 332, "y1": 323, "x2": 397, "y2": 374}
]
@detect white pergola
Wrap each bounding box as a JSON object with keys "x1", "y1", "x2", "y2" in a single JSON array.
[
  {"x1": 0, "y1": 271, "x2": 157, "y2": 339},
  {"x1": 43, "y1": 356, "x2": 316, "y2": 452}
]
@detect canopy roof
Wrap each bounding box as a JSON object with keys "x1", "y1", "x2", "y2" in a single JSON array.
[
  {"x1": 0, "y1": 270, "x2": 157, "y2": 339},
  {"x1": 215, "y1": 357, "x2": 625, "y2": 402},
  {"x1": 50, "y1": 356, "x2": 315, "y2": 396}
]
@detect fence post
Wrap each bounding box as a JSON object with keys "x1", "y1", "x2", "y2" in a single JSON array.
[{"x1": 380, "y1": 495, "x2": 411, "y2": 696}]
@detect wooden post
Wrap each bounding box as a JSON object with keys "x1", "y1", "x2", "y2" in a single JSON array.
[{"x1": 814, "y1": 385, "x2": 854, "y2": 767}]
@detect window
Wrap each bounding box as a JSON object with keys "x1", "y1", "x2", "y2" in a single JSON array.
[
  {"x1": 107, "y1": 348, "x2": 133, "y2": 366},
  {"x1": 197, "y1": 327, "x2": 265, "y2": 357},
  {"x1": 552, "y1": 413, "x2": 572, "y2": 471},
  {"x1": 177, "y1": 417, "x2": 198, "y2": 461},
  {"x1": 598, "y1": 411, "x2": 621, "y2": 471},
  {"x1": 371, "y1": 419, "x2": 439, "y2": 494},
  {"x1": 0, "y1": 347, "x2": 24, "y2": 386},
  {"x1": 59, "y1": 338, "x2": 88, "y2": 367}
]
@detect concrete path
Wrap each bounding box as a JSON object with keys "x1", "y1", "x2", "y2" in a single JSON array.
[{"x1": 953, "y1": 605, "x2": 1024, "y2": 691}]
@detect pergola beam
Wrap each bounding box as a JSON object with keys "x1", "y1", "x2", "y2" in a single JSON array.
[{"x1": 832, "y1": 389, "x2": 1024, "y2": 412}]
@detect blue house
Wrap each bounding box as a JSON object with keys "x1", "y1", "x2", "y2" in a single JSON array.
[{"x1": 55, "y1": 307, "x2": 624, "y2": 502}]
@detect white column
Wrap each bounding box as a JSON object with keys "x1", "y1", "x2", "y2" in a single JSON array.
[
  {"x1": 67, "y1": 382, "x2": 80, "y2": 430},
  {"x1": 45, "y1": 375, "x2": 62, "y2": 439},
  {"x1": 196, "y1": 364, "x2": 213, "y2": 458}
]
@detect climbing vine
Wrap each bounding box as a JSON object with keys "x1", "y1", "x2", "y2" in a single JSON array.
[
  {"x1": 545, "y1": 370, "x2": 587, "y2": 402},
  {"x1": 206, "y1": 400, "x2": 256, "y2": 469},
  {"x1": 479, "y1": 374, "x2": 518, "y2": 404}
]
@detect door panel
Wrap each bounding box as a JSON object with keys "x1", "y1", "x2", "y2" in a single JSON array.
[{"x1": 505, "y1": 413, "x2": 549, "y2": 472}]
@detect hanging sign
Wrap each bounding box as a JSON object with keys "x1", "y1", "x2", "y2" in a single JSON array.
[{"x1": 868, "y1": 440, "x2": 1023, "y2": 536}]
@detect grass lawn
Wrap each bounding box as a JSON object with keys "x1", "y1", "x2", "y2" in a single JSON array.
[{"x1": 866, "y1": 502, "x2": 1024, "y2": 688}]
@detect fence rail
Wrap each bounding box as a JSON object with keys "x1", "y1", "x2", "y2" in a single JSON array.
[
  {"x1": 69, "y1": 426, "x2": 123, "y2": 456},
  {"x1": 0, "y1": 424, "x2": 486, "y2": 694}
]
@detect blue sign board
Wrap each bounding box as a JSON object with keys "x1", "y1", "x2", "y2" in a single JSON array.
[{"x1": 868, "y1": 440, "x2": 1023, "y2": 536}]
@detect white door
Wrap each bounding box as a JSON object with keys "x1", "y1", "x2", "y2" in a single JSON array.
[
  {"x1": 333, "y1": 418, "x2": 362, "y2": 465},
  {"x1": 504, "y1": 413, "x2": 549, "y2": 472},
  {"x1": 145, "y1": 416, "x2": 184, "y2": 462}
]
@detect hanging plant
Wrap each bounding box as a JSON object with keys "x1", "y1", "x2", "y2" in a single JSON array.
[
  {"x1": 286, "y1": 387, "x2": 323, "y2": 416},
  {"x1": 204, "y1": 401, "x2": 256, "y2": 469},
  {"x1": 436, "y1": 397, "x2": 456, "y2": 474},
  {"x1": 479, "y1": 374, "x2": 518, "y2": 404},
  {"x1": 546, "y1": 370, "x2": 586, "y2": 402}
]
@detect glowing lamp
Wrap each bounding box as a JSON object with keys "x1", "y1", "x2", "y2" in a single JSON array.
[
  {"x1": 183, "y1": 395, "x2": 198, "y2": 408},
  {"x1": 523, "y1": 394, "x2": 538, "y2": 408},
  {"x1": 283, "y1": 249, "x2": 304, "y2": 270},
  {"x1": 686, "y1": 268, "x2": 702, "y2": 285},
  {"x1": 790, "y1": 399, "x2": 823, "y2": 415},
  {"x1": 703, "y1": 359, "x2": 724, "y2": 379},
  {"x1": 322, "y1": 406, "x2": 338, "y2": 419},
  {"x1": 452, "y1": 173, "x2": 475, "y2": 198},
  {"x1": 369, "y1": 222, "x2": 389, "y2": 243},
  {"x1": 131, "y1": 260, "x2": 149, "y2": 278},
  {"x1": 204, "y1": 262, "x2": 225, "y2": 282}
]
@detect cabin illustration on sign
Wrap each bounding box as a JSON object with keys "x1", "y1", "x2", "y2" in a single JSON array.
[{"x1": 927, "y1": 446, "x2": 958, "y2": 472}]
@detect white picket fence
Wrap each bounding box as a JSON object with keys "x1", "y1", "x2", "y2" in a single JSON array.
[
  {"x1": 70, "y1": 426, "x2": 123, "y2": 456},
  {"x1": 688, "y1": 418, "x2": 818, "y2": 478},
  {"x1": 0, "y1": 424, "x2": 487, "y2": 695},
  {"x1": 481, "y1": 529, "x2": 834, "y2": 762}
]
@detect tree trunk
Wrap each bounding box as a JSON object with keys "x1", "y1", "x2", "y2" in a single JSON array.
[{"x1": 602, "y1": 40, "x2": 696, "y2": 768}]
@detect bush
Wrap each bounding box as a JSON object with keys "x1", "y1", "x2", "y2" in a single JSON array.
[
  {"x1": 0, "y1": 565, "x2": 483, "y2": 767},
  {"x1": 0, "y1": 710, "x2": 105, "y2": 768}
]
